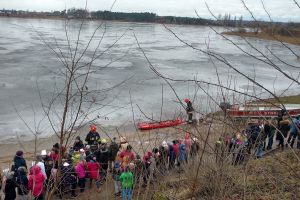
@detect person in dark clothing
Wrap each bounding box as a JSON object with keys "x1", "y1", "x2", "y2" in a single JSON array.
[
  {"x1": 184, "y1": 98, "x2": 194, "y2": 124},
  {"x1": 96, "y1": 140, "x2": 110, "y2": 181},
  {"x1": 12, "y1": 151, "x2": 27, "y2": 177},
  {"x1": 43, "y1": 156, "x2": 53, "y2": 181},
  {"x1": 109, "y1": 137, "x2": 119, "y2": 162},
  {"x1": 158, "y1": 145, "x2": 168, "y2": 173},
  {"x1": 191, "y1": 138, "x2": 200, "y2": 157},
  {"x1": 85, "y1": 125, "x2": 100, "y2": 152},
  {"x1": 277, "y1": 109, "x2": 286, "y2": 128},
  {"x1": 108, "y1": 137, "x2": 119, "y2": 170},
  {"x1": 277, "y1": 116, "x2": 290, "y2": 150},
  {"x1": 168, "y1": 142, "x2": 175, "y2": 169},
  {"x1": 246, "y1": 122, "x2": 261, "y2": 154},
  {"x1": 287, "y1": 117, "x2": 300, "y2": 148},
  {"x1": 84, "y1": 145, "x2": 94, "y2": 162},
  {"x1": 16, "y1": 167, "x2": 29, "y2": 198},
  {"x1": 4, "y1": 172, "x2": 16, "y2": 200},
  {"x1": 59, "y1": 162, "x2": 77, "y2": 199},
  {"x1": 73, "y1": 136, "x2": 85, "y2": 151}
]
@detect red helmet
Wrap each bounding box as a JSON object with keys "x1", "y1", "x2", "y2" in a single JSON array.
[
  {"x1": 90, "y1": 124, "x2": 97, "y2": 132},
  {"x1": 184, "y1": 98, "x2": 190, "y2": 103}
]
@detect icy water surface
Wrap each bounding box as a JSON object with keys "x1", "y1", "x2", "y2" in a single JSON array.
[{"x1": 0, "y1": 17, "x2": 299, "y2": 141}]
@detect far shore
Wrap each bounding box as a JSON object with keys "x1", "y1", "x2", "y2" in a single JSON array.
[
  {"x1": 223, "y1": 31, "x2": 300, "y2": 47},
  {"x1": 0, "y1": 15, "x2": 208, "y2": 28}
]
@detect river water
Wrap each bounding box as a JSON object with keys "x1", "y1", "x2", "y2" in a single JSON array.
[{"x1": 0, "y1": 17, "x2": 299, "y2": 141}]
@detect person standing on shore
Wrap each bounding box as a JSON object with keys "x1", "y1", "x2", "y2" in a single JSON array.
[
  {"x1": 287, "y1": 116, "x2": 300, "y2": 148},
  {"x1": 73, "y1": 136, "x2": 85, "y2": 151},
  {"x1": 28, "y1": 165, "x2": 45, "y2": 200},
  {"x1": 16, "y1": 167, "x2": 28, "y2": 200},
  {"x1": 277, "y1": 115, "x2": 290, "y2": 150},
  {"x1": 3, "y1": 172, "x2": 16, "y2": 200},
  {"x1": 120, "y1": 166, "x2": 133, "y2": 200},
  {"x1": 35, "y1": 155, "x2": 47, "y2": 181},
  {"x1": 184, "y1": 99, "x2": 194, "y2": 124},
  {"x1": 85, "y1": 125, "x2": 100, "y2": 152},
  {"x1": 119, "y1": 145, "x2": 135, "y2": 170},
  {"x1": 12, "y1": 151, "x2": 27, "y2": 177}
]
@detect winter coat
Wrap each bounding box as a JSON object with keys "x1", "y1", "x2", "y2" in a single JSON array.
[
  {"x1": 4, "y1": 178, "x2": 16, "y2": 200},
  {"x1": 75, "y1": 162, "x2": 86, "y2": 179},
  {"x1": 184, "y1": 137, "x2": 193, "y2": 154},
  {"x1": 36, "y1": 161, "x2": 47, "y2": 180},
  {"x1": 86, "y1": 161, "x2": 100, "y2": 180},
  {"x1": 71, "y1": 153, "x2": 81, "y2": 166},
  {"x1": 29, "y1": 165, "x2": 45, "y2": 197},
  {"x1": 290, "y1": 118, "x2": 299, "y2": 135},
  {"x1": 85, "y1": 131, "x2": 100, "y2": 145},
  {"x1": 49, "y1": 152, "x2": 59, "y2": 162},
  {"x1": 118, "y1": 150, "x2": 135, "y2": 169},
  {"x1": 173, "y1": 144, "x2": 179, "y2": 157},
  {"x1": 16, "y1": 168, "x2": 29, "y2": 195},
  {"x1": 73, "y1": 140, "x2": 85, "y2": 151},
  {"x1": 96, "y1": 147, "x2": 110, "y2": 170},
  {"x1": 278, "y1": 119, "x2": 290, "y2": 138},
  {"x1": 179, "y1": 143, "x2": 186, "y2": 162},
  {"x1": 109, "y1": 141, "x2": 119, "y2": 161},
  {"x1": 168, "y1": 144, "x2": 175, "y2": 161},
  {"x1": 119, "y1": 171, "x2": 133, "y2": 189},
  {"x1": 61, "y1": 165, "x2": 77, "y2": 185},
  {"x1": 186, "y1": 101, "x2": 194, "y2": 113},
  {"x1": 12, "y1": 156, "x2": 27, "y2": 174}
]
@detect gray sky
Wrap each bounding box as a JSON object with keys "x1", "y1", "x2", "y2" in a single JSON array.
[{"x1": 1, "y1": 0, "x2": 299, "y2": 22}]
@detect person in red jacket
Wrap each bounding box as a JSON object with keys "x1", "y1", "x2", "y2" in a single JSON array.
[
  {"x1": 119, "y1": 145, "x2": 135, "y2": 170},
  {"x1": 29, "y1": 165, "x2": 45, "y2": 200},
  {"x1": 172, "y1": 140, "x2": 180, "y2": 160},
  {"x1": 86, "y1": 158, "x2": 101, "y2": 192}
]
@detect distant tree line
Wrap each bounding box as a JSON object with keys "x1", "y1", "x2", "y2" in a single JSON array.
[{"x1": 1, "y1": 8, "x2": 300, "y2": 29}]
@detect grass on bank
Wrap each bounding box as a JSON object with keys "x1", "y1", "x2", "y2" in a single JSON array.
[{"x1": 223, "y1": 27, "x2": 300, "y2": 47}]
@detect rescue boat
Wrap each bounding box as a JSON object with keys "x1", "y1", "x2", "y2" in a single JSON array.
[{"x1": 138, "y1": 118, "x2": 184, "y2": 130}]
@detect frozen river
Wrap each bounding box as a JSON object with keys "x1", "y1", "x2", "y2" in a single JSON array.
[{"x1": 0, "y1": 17, "x2": 299, "y2": 141}]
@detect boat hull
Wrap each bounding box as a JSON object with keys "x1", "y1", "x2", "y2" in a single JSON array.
[{"x1": 138, "y1": 119, "x2": 184, "y2": 130}]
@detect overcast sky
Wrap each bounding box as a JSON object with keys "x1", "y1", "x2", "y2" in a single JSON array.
[{"x1": 1, "y1": 0, "x2": 299, "y2": 22}]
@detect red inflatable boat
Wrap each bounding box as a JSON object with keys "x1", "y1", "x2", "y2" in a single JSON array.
[{"x1": 138, "y1": 118, "x2": 184, "y2": 130}]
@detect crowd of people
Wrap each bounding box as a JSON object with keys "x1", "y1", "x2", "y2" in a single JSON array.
[
  {"x1": 215, "y1": 115, "x2": 300, "y2": 165},
  {"x1": 0, "y1": 125, "x2": 200, "y2": 200}
]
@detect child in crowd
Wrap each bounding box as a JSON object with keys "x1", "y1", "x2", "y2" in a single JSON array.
[
  {"x1": 16, "y1": 167, "x2": 29, "y2": 200},
  {"x1": 4, "y1": 172, "x2": 16, "y2": 200},
  {"x1": 29, "y1": 165, "x2": 45, "y2": 200},
  {"x1": 75, "y1": 160, "x2": 86, "y2": 193},
  {"x1": 119, "y1": 166, "x2": 133, "y2": 200},
  {"x1": 86, "y1": 157, "x2": 101, "y2": 192},
  {"x1": 112, "y1": 161, "x2": 122, "y2": 196}
]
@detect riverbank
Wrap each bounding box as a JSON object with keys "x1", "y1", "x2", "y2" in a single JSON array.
[
  {"x1": 224, "y1": 31, "x2": 300, "y2": 46},
  {"x1": 0, "y1": 122, "x2": 195, "y2": 170}
]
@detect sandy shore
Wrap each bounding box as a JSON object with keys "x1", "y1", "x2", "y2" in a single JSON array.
[{"x1": 0, "y1": 122, "x2": 198, "y2": 170}]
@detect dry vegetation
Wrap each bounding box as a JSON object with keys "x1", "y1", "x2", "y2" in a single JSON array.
[{"x1": 224, "y1": 26, "x2": 300, "y2": 46}]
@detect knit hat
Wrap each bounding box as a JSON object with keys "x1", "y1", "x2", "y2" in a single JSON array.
[
  {"x1": 79, "y1": 148, "x2": 85, "y2": 153},
  {"x1": 16, "y1": 150, "x2": 23, "y2": 157},
  {"x1": 41, "y1": 150, "x2": 47, "y2": 156},
  {"x1": 114, "y1": 161, "x2": 120, "y2": 168}
]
